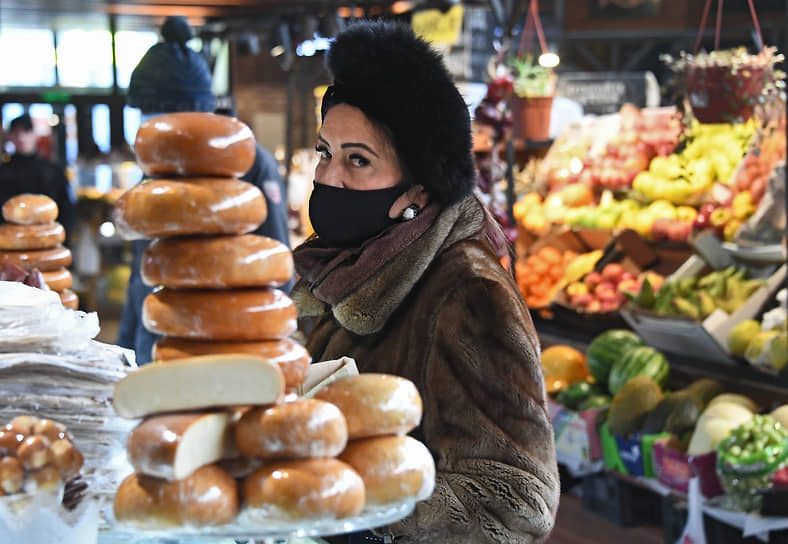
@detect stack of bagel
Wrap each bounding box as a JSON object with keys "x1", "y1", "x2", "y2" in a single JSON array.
[
  {"x1": 112, "y1": 356, "x2": 435, "y2": 527},
  {"x1": 0, "y1": 194, "x2": 77, "y2": 309},
  {"x1": 113, "y1": 112, "x2": 302, "y2": 373},
  {"x1": 111, "y1": 112, "x2": 435, "y2": 530}
]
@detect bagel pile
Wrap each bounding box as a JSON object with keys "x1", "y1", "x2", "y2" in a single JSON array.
[
  {"x1": 0, "y1": 194, "x2": 77, "y2": 309},
  {"x1": 113, "y1": 112, "x2": 303, "y2": 377},
  {"x1": 112, "y1": 358, "x2": 435, "y2": 527},
  {"x1": 110, "y1": 112, "x2": 434, "y2": 529}
]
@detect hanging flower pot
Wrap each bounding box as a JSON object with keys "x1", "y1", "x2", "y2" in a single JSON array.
[
  {"x1": 663, "y1": 47, "x2": 784, "y2": 124},
  {"x1": 507, "y1": 55, "x2": 557, "y2": 142},
  {"x1": 511, "y1": 95, "x2": 553, "y2": 142}
]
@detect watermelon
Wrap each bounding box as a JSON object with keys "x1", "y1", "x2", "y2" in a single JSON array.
[
  {"x1": 608, "y1": 345, "x2": 670, "y2": 395},
  {"x1": 585, "y1": 330, "x2": 643, "y2": 384}
]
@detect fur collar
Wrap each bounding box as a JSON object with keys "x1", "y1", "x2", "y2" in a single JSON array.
[{"x1": 292, "y1": 195, "x2": 486, "y2": 335}]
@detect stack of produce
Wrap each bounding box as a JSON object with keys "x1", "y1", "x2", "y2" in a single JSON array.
[
  {"x1": 0, "y1": 414, "x2": 84, "y2": 496},
  {"x1": 629, "y1": 265, "x2": 765, "y2": 320},
  {"x1": 633, "y1": 120, "x2": 755, "y2": 205},
  {"x1": 562, "y1": 263, "x2": 664, "y2": 314},
  {"x1": 515, "y1": 246, "x2": 581, "y2": 308},
  {"x1": 113, "y1": 113, "x2": 302, "y2": 370},
  {"x1": 0, "y1": 194, "x2": 77, "y2": 309},
  {"x1": 112, "y1": 357, "x2": 435, "y2": 527},
  {"x1": 576, "y1": 105, "x2": 681, "y2": 190}
]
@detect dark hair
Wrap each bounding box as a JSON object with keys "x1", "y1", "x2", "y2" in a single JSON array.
[
  {"x1": 9, "y1": 114, "x2": 33, "y2": 133},
  {"x1": 321, "y1": 20, "x2": 476, "y2": 205}
]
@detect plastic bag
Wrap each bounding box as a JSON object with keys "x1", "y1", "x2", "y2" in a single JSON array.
[
  {"x1": 677, "y1": 477, "x2": 707, "y2": 544},
  {"x1": 0, "y1": 281, "x2": 99, "y2": 354}
]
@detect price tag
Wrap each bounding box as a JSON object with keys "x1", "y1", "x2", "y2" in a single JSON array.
[{"x1": 412, "y1": 4, "x2": 464, "y2": 45}]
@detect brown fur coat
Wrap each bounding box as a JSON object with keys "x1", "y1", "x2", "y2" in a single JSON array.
[{"x1": 292, "y1": 196, "x2": 559, "y2": 543}]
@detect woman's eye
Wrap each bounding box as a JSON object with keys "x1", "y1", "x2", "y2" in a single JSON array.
[
  {"x1": 349, "y1": 155, "x2": 370, "y2": 167},
  {"x1": 315, "y1": 145, "x2": 331, "y2": 160}
]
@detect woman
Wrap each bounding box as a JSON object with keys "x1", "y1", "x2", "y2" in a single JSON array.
[{"x1": 293, "y1": 20, "x2": 558, "y2": 544}]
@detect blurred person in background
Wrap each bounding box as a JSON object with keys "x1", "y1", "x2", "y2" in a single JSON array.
[
  {"x1": 117, "y1": 15, "x2": 291, "y2": 365},
  {"x1": 0, "y1": 113, "x2": 77, "y2": 240}
]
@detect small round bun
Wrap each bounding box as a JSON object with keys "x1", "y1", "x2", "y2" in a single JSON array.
[
  {"x1": 235, "y1": 398, "x2": 347, "y2": 460},
  {"x1": 243, "y1": 458, "x2": 365, "y2": 519},
  {"x1": 314, "y1": 374, "x2": 422, "y2": 439},
  {"x1": 114, "y1": 465, "x2": 239, "y2": 527},
  {"x1": 2, "y1": 194, "x2": 58, "y2": 225},
  {"x1": 0, "y1": 222, "x2": 65, "y2": 250},
  {"x1": 339, "y1": 435, "x2": 435, "y2": 505}
]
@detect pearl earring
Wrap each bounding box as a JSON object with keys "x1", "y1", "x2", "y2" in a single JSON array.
[{"x1": 401, "y1": 204, "x2": 419, "y2": 221}]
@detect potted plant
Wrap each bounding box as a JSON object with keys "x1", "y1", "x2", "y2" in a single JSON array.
[
  {"x1": 508, "y1": 54, "x2": 557, "y2": 142},
  {"x1": 662, "y1": 46, "x2": 785, "y2": 124}
]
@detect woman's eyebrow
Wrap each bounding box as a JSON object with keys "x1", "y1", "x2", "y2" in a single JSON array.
[{"x1": 341, "y1": 142, "x2": 379, "y2": 158}]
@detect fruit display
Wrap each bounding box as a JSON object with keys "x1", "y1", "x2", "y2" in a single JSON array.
[
  {"x1": 630, "y1": 265, "x2": 765, "y2": 320},
  {"x1": 716, "y1": 415, "x2": 788, "y2": 512},
  {"x1": 687, "y1": 396, "x2": 756, "y2": 456},
  {"x1": 555, "y1": 380, "x2": 610, "y2": 411},
  {"x1": 641, "y1": 378, "x2": 724, "y2": 435},
  {"x1": 576, "y1": 105, "x2": 681, "y2": 190},
  {"x1": 514, "y1": 246, "x2": 578, "y2": 308},
  {"x1": 633, "y1": 120, "x2": 756, "y2": 205},
  {"x1": 563, "y1": 263, "x2": 664, "y2": 314},
  {"x1": 606, "y1": 375, "x2": 663, "y2": 436},
  {"x1": 607, "y1": 345, "x2": 670, "y2": 395},
  {"x1": 540, "y1": 345, "x2": 589, "y2": 393},
  {"x1": 585, "y1": 329, "x2": 644, "y2": 385}
]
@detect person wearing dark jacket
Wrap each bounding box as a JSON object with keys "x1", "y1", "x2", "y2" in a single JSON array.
[
  {"x1": 295, "y1": 20, "x2": 558, "y2": 544},
  {"x1": 116, "y1": 16, "x2": 292, "y2": 365},
  {"x1": 0, "y1": 114, "x2": 76, "y2": 240}
]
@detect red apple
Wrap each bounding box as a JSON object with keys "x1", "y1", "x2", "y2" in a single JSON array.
[
  {"x1": 571, "y1": 293, "x2": 593, "y2": 307},
  {"x1": 601, "y1": 263, "x2": 625, "y2": 283},
  {"x1": 584, "y1": 272, "x2": 603, "y2": 290},
  {"x1": 651, "y1": 218, "x2": 673, "y2": 240},
  {"x1": 586, "y1": 299, "x2": 602, "y2": 313},
  {"x1": 617, "y1": 278, "x2": 638, "y2": 294},
  {"x1": 667, "y1": 220, "x2": 692, "y2": 242}
]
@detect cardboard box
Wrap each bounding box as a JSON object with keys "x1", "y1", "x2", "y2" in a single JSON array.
[
  {"x1": 547, "y1": 398, "x2": 605, "y2": 473},
  {"x1": 620, "y1": 259, "x2": 786, "y2": 364}
]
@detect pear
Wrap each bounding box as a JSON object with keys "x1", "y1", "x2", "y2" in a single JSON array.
[
  {"x1": 744, "y1": 330, "x2": 779, "y2": 365},
  {"x1": 768, "y1": 332, "x2": 788, "y2": 371},
  {"x1": 727, "y1": 319, "x2": 761, "y2": 356}
]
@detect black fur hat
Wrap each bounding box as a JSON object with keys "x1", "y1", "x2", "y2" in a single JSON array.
[{"x1": 322, "y1": 20, "x2": 476, "y2": 205}]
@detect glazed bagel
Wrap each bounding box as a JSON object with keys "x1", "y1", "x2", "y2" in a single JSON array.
[
  {"x1": 41, "y1": 268, "x2": 72, "y2": 292},
  {"x1": 339, "y1": 435, "x2": 436, "y2": 505},
  {"x1": 0, "y1": 222, "x2": 65, "y2": 250},
  {"x1": 59, "y1": 289, "x2": 79, "y2": 310},
  {"x1": 113, "y1": 178, "x2": 267, "y2": 239},
  {"x1": 142, "y1": 235, "x2": 293, "y2": 289},
  {"x1": 142, "y1": 288, "x2": 296, "y2": 341},
  {"x1": 0, "y1": 246, "x2": 72, "y2": 272},
  {"x1": 2, "y1": 194, "x2": 58, "y2": 225},
  {"x1": 314, "y1": 374, "x2": 422, "y2": 439},
  {"x1": 134, "y1": 112, "x2": 256, "y2": 178},
  {"x1": 235, "y1": 398, "x2": 348, "y2": 460},
  {"x1": 152, "y1": 337, "x2": 310, "y2": 389},
  {"x1": 243, "y1": 458, "x2": 365, "y2": 519},
  {"x1": 114, "y1": 465, "x2": 239, "y2": 527}
]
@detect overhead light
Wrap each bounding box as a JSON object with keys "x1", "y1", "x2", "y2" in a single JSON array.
[
  {"x1": 270, "y1": 44, "x2": 285, "y2": 57},
  {"x1": 539, "y1": 52, "x2": 560, "y2": 68}
]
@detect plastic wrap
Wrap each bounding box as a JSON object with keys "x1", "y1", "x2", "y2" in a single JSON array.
[
  {"x1": 0, "y1": 489, "x2": 101, "y2": 544},
  {"x1": 112, "y1": 178, "x2": 266, "y2": 240},
  {"x1": 142, "y1": 287, "x2": 296, "y2": 341},
  {"x1": 141, "y1": 234, "x2": 293, "y2": 289},
  {"x1": 0, "y1": 281, "x2": 99, "y2": 354},
  {"x1": 133, "y1": 112, "x2": 256, "y2": 178}
]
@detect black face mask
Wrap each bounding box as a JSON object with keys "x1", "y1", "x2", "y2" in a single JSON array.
[{"x1": 309, "y1": 181, "x2": 405, "y2": 248}]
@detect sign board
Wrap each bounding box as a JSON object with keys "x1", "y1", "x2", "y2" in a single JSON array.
[
  {"x1": 412, "y1": 4, "x2": 464, "y2": 45},
  {"x1": 556, "y1": 71, "x2": 659, "y2": 115}
]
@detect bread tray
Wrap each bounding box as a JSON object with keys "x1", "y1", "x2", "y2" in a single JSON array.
[{"x1": 99, "y1": 499, "x2": 416, "y2": 543}]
